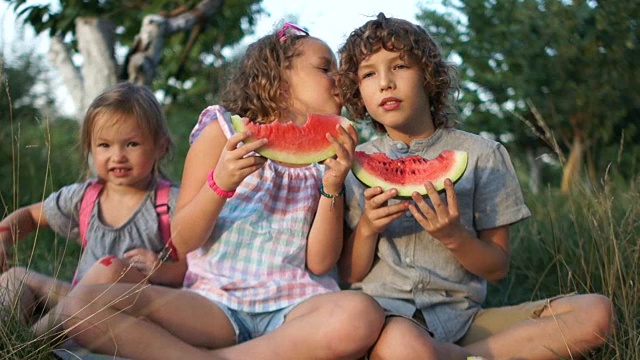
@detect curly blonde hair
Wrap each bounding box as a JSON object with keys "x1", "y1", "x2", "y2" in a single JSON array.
[
  {"x1": 338, "y1": 13, "x2": 457, "y2": 132},
  {"x1": 220, "y1": 26, "x2": 311, "y2": 124}
]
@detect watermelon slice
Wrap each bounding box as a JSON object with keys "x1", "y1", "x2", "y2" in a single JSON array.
[
  {"x1": 231, "y1": 113, "x2": 352, "y2": 164},
  {"x1": 352, "y1": 150, "x2": 468, "y2": 197}
]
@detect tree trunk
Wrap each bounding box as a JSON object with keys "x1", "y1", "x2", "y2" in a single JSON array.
[
  {"x1": 561, "y1": 134, "x2": 584, "y2": 193},
  {"x1": 48, "y1": 36, "x2": 84, "y2": 119},
  {"x1": 76, "y1": 18, "x2": 118, "y2": 115},
  {"x1": 48, "y1": 18, "x2": 117, "y2": 120}
]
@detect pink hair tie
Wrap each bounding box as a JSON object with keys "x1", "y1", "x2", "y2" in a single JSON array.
[
  {"x1": 277, "y1": 22, "x2": 309, "y2": 43},
  {"x1": 207, "y1": 169, "x2": 236, "y2": 198}
]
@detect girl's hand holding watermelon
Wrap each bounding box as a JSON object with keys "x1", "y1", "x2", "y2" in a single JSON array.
[
  {"x1": 213, "y1": 130, "x2": 268, "y2": 192},
  {"x1": 321, "y1": 123, "x2": 358, "y2": 195}
]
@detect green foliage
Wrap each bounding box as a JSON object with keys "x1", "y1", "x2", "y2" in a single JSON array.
[
  {"x1": 162, "y1": 105, "x2": 207, "y2": 182},
  {"x1": 418, "y1": 0, "x2": 640, "y2": 181}
]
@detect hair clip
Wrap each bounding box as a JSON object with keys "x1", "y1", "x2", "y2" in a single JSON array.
[{"x1": 277, "y1": 22, "x2": 309, "y2": 43}]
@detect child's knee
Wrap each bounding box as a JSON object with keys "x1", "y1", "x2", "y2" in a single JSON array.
[
  {"x1": 0, "y1": 267, "x2": 33, "y2": 294},
  {"x1": 584, "y1": 294, "x2": 614, "y2": 338},
  {"x1": 81, "y1": 256, "x2": 130, "y2": 284},
  {"x1": 321, "y1": 292, "x2": 385, "y2": 356},
  {"x1": 1, "y1": 266, "x2": 28, "y2": 283},
  {"x1": 339, "y1": 291, "x2": 385, "y2": 328},
  {"x1": 553, "y1": 293, "x2": 614, "y2": 346}
]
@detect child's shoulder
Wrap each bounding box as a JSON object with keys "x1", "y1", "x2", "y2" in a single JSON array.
[
  {"x1": 190, "y1": 105, "x2": 233, "y2": 145},
  {"x1": 52, "y1": 179, "x2": 99, "y2": 199},
  {"x1": 42, "y1": 179, "x2": 97, "y2": 221},
  {"x1": 441, "y1": 128, "x2": 503, "y2": 151}
]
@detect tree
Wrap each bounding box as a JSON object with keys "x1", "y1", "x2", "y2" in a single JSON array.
[
  {"x1": 419, "y1": 0, "x2": 639, "y2": 192},
  {"x1": 6, "y1": 0, "x2": 263, "y2": 119}
]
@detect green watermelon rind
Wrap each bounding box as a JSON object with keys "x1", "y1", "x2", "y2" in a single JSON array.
[
  {"x1": 352, "y1": 150, "x2": 469, "y2": 198},
  {"x1": 231, "y1": 115, "x2": 351, "y2": 164}
]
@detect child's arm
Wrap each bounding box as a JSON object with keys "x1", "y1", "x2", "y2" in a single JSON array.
[
  {"x1": 409, "y1": 179, "x2": 510, "y2": 281},
  {"x1": 0, "y1": 203, "x2": 47, "y2": 270},
  {"x1": 170, "y1": 121, "x2": 267, "y2": 258},
  {"x1": 306, "y1": 125, "x2": 358, "y2": 275},
  {"x1": 338, "y1": 187, "x2": 410, "y2": 284}
]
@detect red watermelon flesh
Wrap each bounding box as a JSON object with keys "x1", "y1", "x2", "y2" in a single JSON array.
[
  {"x1": 352, "y1": 150, "x2": 468, "y2": 197},
  {"x1": 231, "y1": 113, "x2": 352, "y2": 164}
]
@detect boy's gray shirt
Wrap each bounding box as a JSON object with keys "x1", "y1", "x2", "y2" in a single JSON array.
[
  {"x1": 345, "y1": 128, "x2": 531, "y2": 342},
  {"x1": 43, "y1": 179, "x2": 179, "y2": 282}
]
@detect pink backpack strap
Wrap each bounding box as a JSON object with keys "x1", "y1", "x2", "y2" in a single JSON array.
[
  {"x1": 78, "y1": 180, "x2": 103, "y2": 249},
  {"x1": 155, "y1": 179, "x2": 178, "y2": 261},
  {"x1": 73, "y1": 180, "x2": 102, "y2": 286}
]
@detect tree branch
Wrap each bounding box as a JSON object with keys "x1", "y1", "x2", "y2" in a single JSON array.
[{"x1": 123, "y1": 0, "x2": 224, "y2": 85}]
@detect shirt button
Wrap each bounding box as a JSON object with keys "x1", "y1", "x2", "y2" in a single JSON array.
[
  {"x1": 395, "y1": 142, "x2": 409, "y2": 153},
  {"x1": 416, "y1": 283, "x2": 424, "y2": 289},
  {"x1": 405, "y1": 257, "x2": 412, "y2": 264},
  {"x1": 405, "y1": 211, "x2": 412, "y2": 217}
]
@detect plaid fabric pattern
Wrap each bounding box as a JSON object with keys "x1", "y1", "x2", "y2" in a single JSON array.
[{"x1": 185, "y1": 106, "x2": 339, "y2": 312}]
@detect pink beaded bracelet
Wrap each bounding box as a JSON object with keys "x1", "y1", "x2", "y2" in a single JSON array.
[
  {"x1": 0, "y1": 226, "x2": 11, "y2": 233},
  {"x1": 207, "y1": 169, "x2": 236, "y2": 198}
]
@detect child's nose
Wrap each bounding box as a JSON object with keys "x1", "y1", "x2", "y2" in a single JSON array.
[
  {"x1": 330, "y1": 72, "x2": 339, "y2": 85},
  {"x1": 112, "y1": 147, "x2": 127, "y2": 161},
  {"x1": 379, "y1": 76, "x2": 393, "y2": 91}
]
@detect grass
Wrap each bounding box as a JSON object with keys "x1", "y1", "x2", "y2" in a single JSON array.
[{"x1": 488, "y1": 178, "x2": 640, "y2": 359}]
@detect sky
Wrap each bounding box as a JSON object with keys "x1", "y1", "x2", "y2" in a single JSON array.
[
  {"x1": 239, "y1": 0, "x2": 433, "y2": 52},
  {"x1": 0, "y1": 0, "x2": 441, "y2": 114}
]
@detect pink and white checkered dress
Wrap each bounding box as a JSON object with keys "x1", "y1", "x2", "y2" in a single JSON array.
[{"x1": 184, "y1": 106, "x2": 340, "y2": 313}]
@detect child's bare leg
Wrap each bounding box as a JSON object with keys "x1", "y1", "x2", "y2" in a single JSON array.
[
  {"x1": 465, "y1": 294, "x2": 613, "y2": 359},
  {"x1": 59, "y1": 282, "x2": 236, "y2": 359},
  {"x1": 211, "y1": 290, "x2": 384, "y2": 360},
  {"x1": 369, "y1": 316, "x2": 470, "y2": 360},
  {"x1": 32, "y1": 256, "x2": 145, "y2": 337},
  {"x1": 0, "y1": 267, "x2": 70, "y2": 323}
]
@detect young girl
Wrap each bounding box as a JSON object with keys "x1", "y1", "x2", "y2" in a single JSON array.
[
  {"x1": 0, "y1": 82, "x2": 184, "y2": 336},
  {"x1": 55, "y1": 23, "x2": 384, "y2": 359},
  {"x1": 338, "y1": 13, "x2": 613, "y2": 359}
]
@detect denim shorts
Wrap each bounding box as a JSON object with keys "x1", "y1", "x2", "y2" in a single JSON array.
[{"x1": 213, "y1": 301, "x2": 298, "y2": 344}]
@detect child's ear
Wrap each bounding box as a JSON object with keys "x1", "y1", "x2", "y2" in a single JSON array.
[
  {"x1": 279, "y1": 81, "x2": 289, "y2": 98},
  {"x1": 156, "y1": 138, "x2": 169, "y2": 159},
  {"x1": 276, "y1": 82, "x2": 290, "y2": 110}
]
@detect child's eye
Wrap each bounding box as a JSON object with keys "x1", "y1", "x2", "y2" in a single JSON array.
[
  {"x1": 97, "y1": 143, "x2": 109, "y2": 148},
  {"x1": 360, "y1": 72, "x2": 374, "y2": 80},
  {"x1": 127, "y1": 142, "x2": 140, "y2": 147},
  {"x1": 394, "y1": 64, "x2": 409, "y2": 70}
]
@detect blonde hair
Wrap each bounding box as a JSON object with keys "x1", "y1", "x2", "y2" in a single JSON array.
[
  {"x1": 80, "y1": 82, "x2": 173, "y2": 179},
  {"x1": 338, "y1": 12, "x2": 458, "y2": 132},
  {"x1": 220, "y1": 24, "x2": 311, "y2": 124}
]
